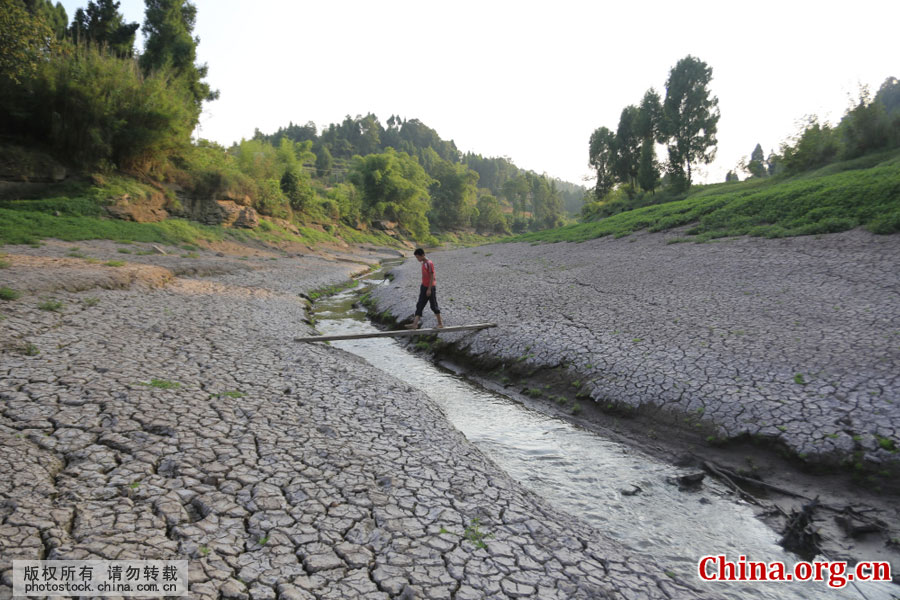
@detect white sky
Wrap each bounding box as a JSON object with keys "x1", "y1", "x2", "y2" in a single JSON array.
[{"x1": 59, "y1": 0, "x2": 900, "y2": 187}]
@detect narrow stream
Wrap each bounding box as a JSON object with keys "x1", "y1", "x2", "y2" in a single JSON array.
[{"x1": 312, "y1": 267, "x2": 895, "y2": 600}]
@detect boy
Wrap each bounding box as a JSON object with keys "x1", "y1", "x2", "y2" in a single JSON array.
[{"x1": 406, "y1": 248, "x2": 444, "y2": 329}]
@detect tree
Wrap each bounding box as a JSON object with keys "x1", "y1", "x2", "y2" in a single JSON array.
[
  {"x1": 746, "y1": 143, "x2": 767, "y2": 178},
  {"x1": 0, "y1": 0, "x2": 55, "y2": 84},
  {"x1": 636, "y1": 88, "x2": 662, "y2": 140},
  {"x1": 613, "y1": 105, "x2": 641, "y2": 189},
  {"x1": 874, "y1": 76, "x2": 900, "y2": 115},
  {"x1": 280, "y1": 169, "x2": 313, "y2": 211},
  {"x1": 315, "y1": 144, "x2": 333, "y2": 177},
  {"x1": 501, "y1": 175, "x2": 530, "y2": 216},
  {"x1": 529, "y1": 174, "x2": 563, "y2": 230},
  {"x1": 637, "y1": 138, "x2": 660, "y2": 193},
  {"x1": 428, "y1": 157, "x2": 479, "y2": 230},
  {"x1": 140, "y1": 0, "x2": 217, "y2": 117},
  {"x1": 660, "y1": 55, "x2": 720, "y2": 190},
  {"x1": 474, "y1": 194, "x2": 509, "y2": 234},
  {"x1": 349, "y1": 148, "x2": 433, "y2": 240},
  {"x1": 23, "y1": 0, "x2": 67, "y2": 40},
  {"x1": 780, "y1": 117, "x2": 839, "y2": 173},
  {"x1": 840, "y1": 88, "x2": 890, "y2": 159},
  {"x1": 588, "y1": 126, "x2": 616, "y2": 199},
  {"x1": 68, "y1": 0, "x2": 139, "y2": 57}
]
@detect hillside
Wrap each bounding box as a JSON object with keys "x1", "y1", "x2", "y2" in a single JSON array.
[{"x1": 508, "y1": 150, "x2": 900, "y2": 244}]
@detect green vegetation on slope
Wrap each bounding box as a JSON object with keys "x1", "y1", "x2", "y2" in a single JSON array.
[{"x1": 508, "y1": 151, "x2": 900, "y2": 243}]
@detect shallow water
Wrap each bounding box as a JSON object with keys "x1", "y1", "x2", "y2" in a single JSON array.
[{"x1": 313, "y1": 272, "x2": 896, "y2": 600}]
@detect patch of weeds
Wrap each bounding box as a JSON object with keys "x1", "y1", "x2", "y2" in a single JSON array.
[
  {"x1": 793, "y1": 373, "x2": 806, "y2": 385},
  {"x1": 415, "y1": 340, "x2": 431, "y2": 351},
  {"x1": 526, "y1": 388, "x2": 543, "y2": 398},
  {"x1": 38, "y1": 299, "x2": 64, "y2": 312},
  {"x1": 0, "y1": 257, "x2": 9, "y2": 268},
  {"x1": 876, "y1": 436, "x2": 896, "y2": 452},
  {"x1": 554, "y1": 395, "x2": 567, "y2": 405},
  {"x1": 500, "y1": 375, "x2": 510, "y2": 385},
  {"x1": 463, "y1": 518, "x2": 492, "y2": 550},
  {"x1": 117, "y1": 248, "x2": 132, "y2": 254},
  {"x1": 0, "y1": 286, "x2": 22, "y2": 301},
  {"x1": 129, "y1": 481, "x2": 140, "y2": 490},
  {"x1": 570, "y1": 402, "x2": 582, "y2": 415},
  {"x1": 82, "y1": 297, "x2": 100, "y2": 307},
  {"x1": 438, "y1": 526, "x2": 450, "y2": 535},
  {"x1": 144, "y1": 379, "x2": 181, "y2": 390},
  {"x1": 22, "y1": 342, "x2": 40, "y2": 356},
  {"x1": 258, "y1": 536, "x2": 269, "y2": 545},
  {"x1": 67, "y1": 250, "x2": 88, "y2": 259},
  {"x1": 632, "y1": 338, "x2": 643, "y2": 343},
  {"x1": 181, "y1": 252, "x2": 199, "y2": 258},
  {"x1": 199, "y1": 546, "x2": 210, "y2": 556},
  {"x1": 214, "y1": 390, "x2": 245, "y2": 399},
  {"x1": 104, "y1": 260, "x2": 126, "y2": 267}
]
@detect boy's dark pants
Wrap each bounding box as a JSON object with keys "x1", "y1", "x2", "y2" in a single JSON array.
[{"x1": 415, "y1": 285, "x2": 440, "y2": 316}]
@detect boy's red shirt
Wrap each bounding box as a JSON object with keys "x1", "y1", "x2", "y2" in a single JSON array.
[{"x1": 421, "y1": 259, "x2": 435, "y2": 286}]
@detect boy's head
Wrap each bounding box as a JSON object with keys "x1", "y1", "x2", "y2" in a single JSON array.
[{"x1": 413, "y1": 248, "x2": 425, "y2": 262}]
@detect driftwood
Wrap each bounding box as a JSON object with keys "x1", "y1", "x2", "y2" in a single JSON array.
[{"x1": 295, "y1": 323, "x2": 496, "y2": 343}]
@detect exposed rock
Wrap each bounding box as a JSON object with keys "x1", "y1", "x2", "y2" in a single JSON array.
[
  {"x1": 105, "y1": 192, "x2": 169, "y2": 223},
  {"x1": 270, "y1": 218, "x2": 300, "y2": 234},
  {"x1": 372, "y1": 220, "x2": 398, "y2": 231},
  {"x1": 179, "y1": 194, "x2": 260, "y2": 229}
]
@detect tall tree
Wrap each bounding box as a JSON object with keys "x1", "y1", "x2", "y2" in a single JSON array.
[
  {"x1": 747, "y1": 143, "x2": 767, "y2": 178},
  {"x1": 637, "y1": 138, "x2": 660, "y2": 193},
  {"x1": 0, "y1": 0, "x2": 55, "y2": 84},
  {"x1": 588, "y1": 126, "x2": 616, "y2": 199},
  {"x1": 140, "y1": 0, "x2": 217, "y2": 116},
  {"x1": 69, "y1": 0, "x2": 138, "y2": 57},
  {"x1": 660, "y1": 55, "x2": 720, "y2": 190},
  {"x1": 613, "y1": 105, "x2": 641, "y2": 189},
  {"x1": 635, "y1": 88, "x2": 662, "y2": 140},
  {"x1": 22, "y1": 0, "x2": 68, "y2": 39}
]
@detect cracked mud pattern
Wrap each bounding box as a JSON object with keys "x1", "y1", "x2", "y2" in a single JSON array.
[
  {"x1": 1, "y1": 240, "x2": 704, "y2": 599},
  {"x1": 372, "y1": 230, "x2": 900, "y2": 468}
]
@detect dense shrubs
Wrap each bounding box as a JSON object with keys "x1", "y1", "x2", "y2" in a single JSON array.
[{"x1": 2, "y1": 45, "x2": 194, "y2": 173}]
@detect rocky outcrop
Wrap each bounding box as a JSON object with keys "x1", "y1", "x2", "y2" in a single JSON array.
[
  {"x1": 178, "y1": 194, "x2": 260, "y2": 229},
  {"x1": 104, "y1": 192, "x2": 169, "y2": 223}
]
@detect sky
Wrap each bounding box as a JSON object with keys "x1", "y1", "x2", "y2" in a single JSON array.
[{"x1": 58, "y1": 0, "x2": 900, "y2": 187}]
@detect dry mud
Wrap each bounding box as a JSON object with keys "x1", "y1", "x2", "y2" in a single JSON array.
[
  {"x1": 370, "y1": 230, "x2": 900, "y2": 577},
  {"x1": 1, "y1": 239, "x2": 707, "y2": 599}
]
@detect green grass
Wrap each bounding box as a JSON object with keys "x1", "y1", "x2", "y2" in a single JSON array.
[
  {"x1": 308, "y1": 279, "x2": 359, "y2": 300},
  {"x1": 38, "y1": 299, "x2": 64, "y2": 311},
  {"x1": 104, "y1": 260, "x2": 126, "y2": 267},
  {"x1": 144, "y1": 379, "x2": 181, "y2": 389},
  {"x1": 0, "y1": 287, "x2": 21, "y2": 301},
  {"x1": 506, "y1": 151, "x2": 900, "y2": 244}
]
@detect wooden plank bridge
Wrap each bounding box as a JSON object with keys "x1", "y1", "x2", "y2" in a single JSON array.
[{"x1": 295, "y1": 323, "x2": 497, "y2": 343}]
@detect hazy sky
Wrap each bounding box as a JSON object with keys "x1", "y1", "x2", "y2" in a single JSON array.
[{"x1": 59, "y1": 0, "x2": 899, "y2": 187}]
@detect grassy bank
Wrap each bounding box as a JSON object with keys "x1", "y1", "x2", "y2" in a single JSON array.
[
  {"x1": 509, "y1": 150, "x2": 900, "y2": 244},
  {"x1": 0, "y1": 176, "x2": 403, "y2": 249}
]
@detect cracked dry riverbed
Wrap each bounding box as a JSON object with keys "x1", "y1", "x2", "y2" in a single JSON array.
[{"x1": 3, "y1": 238, "x2": 716, "y2": 600}]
